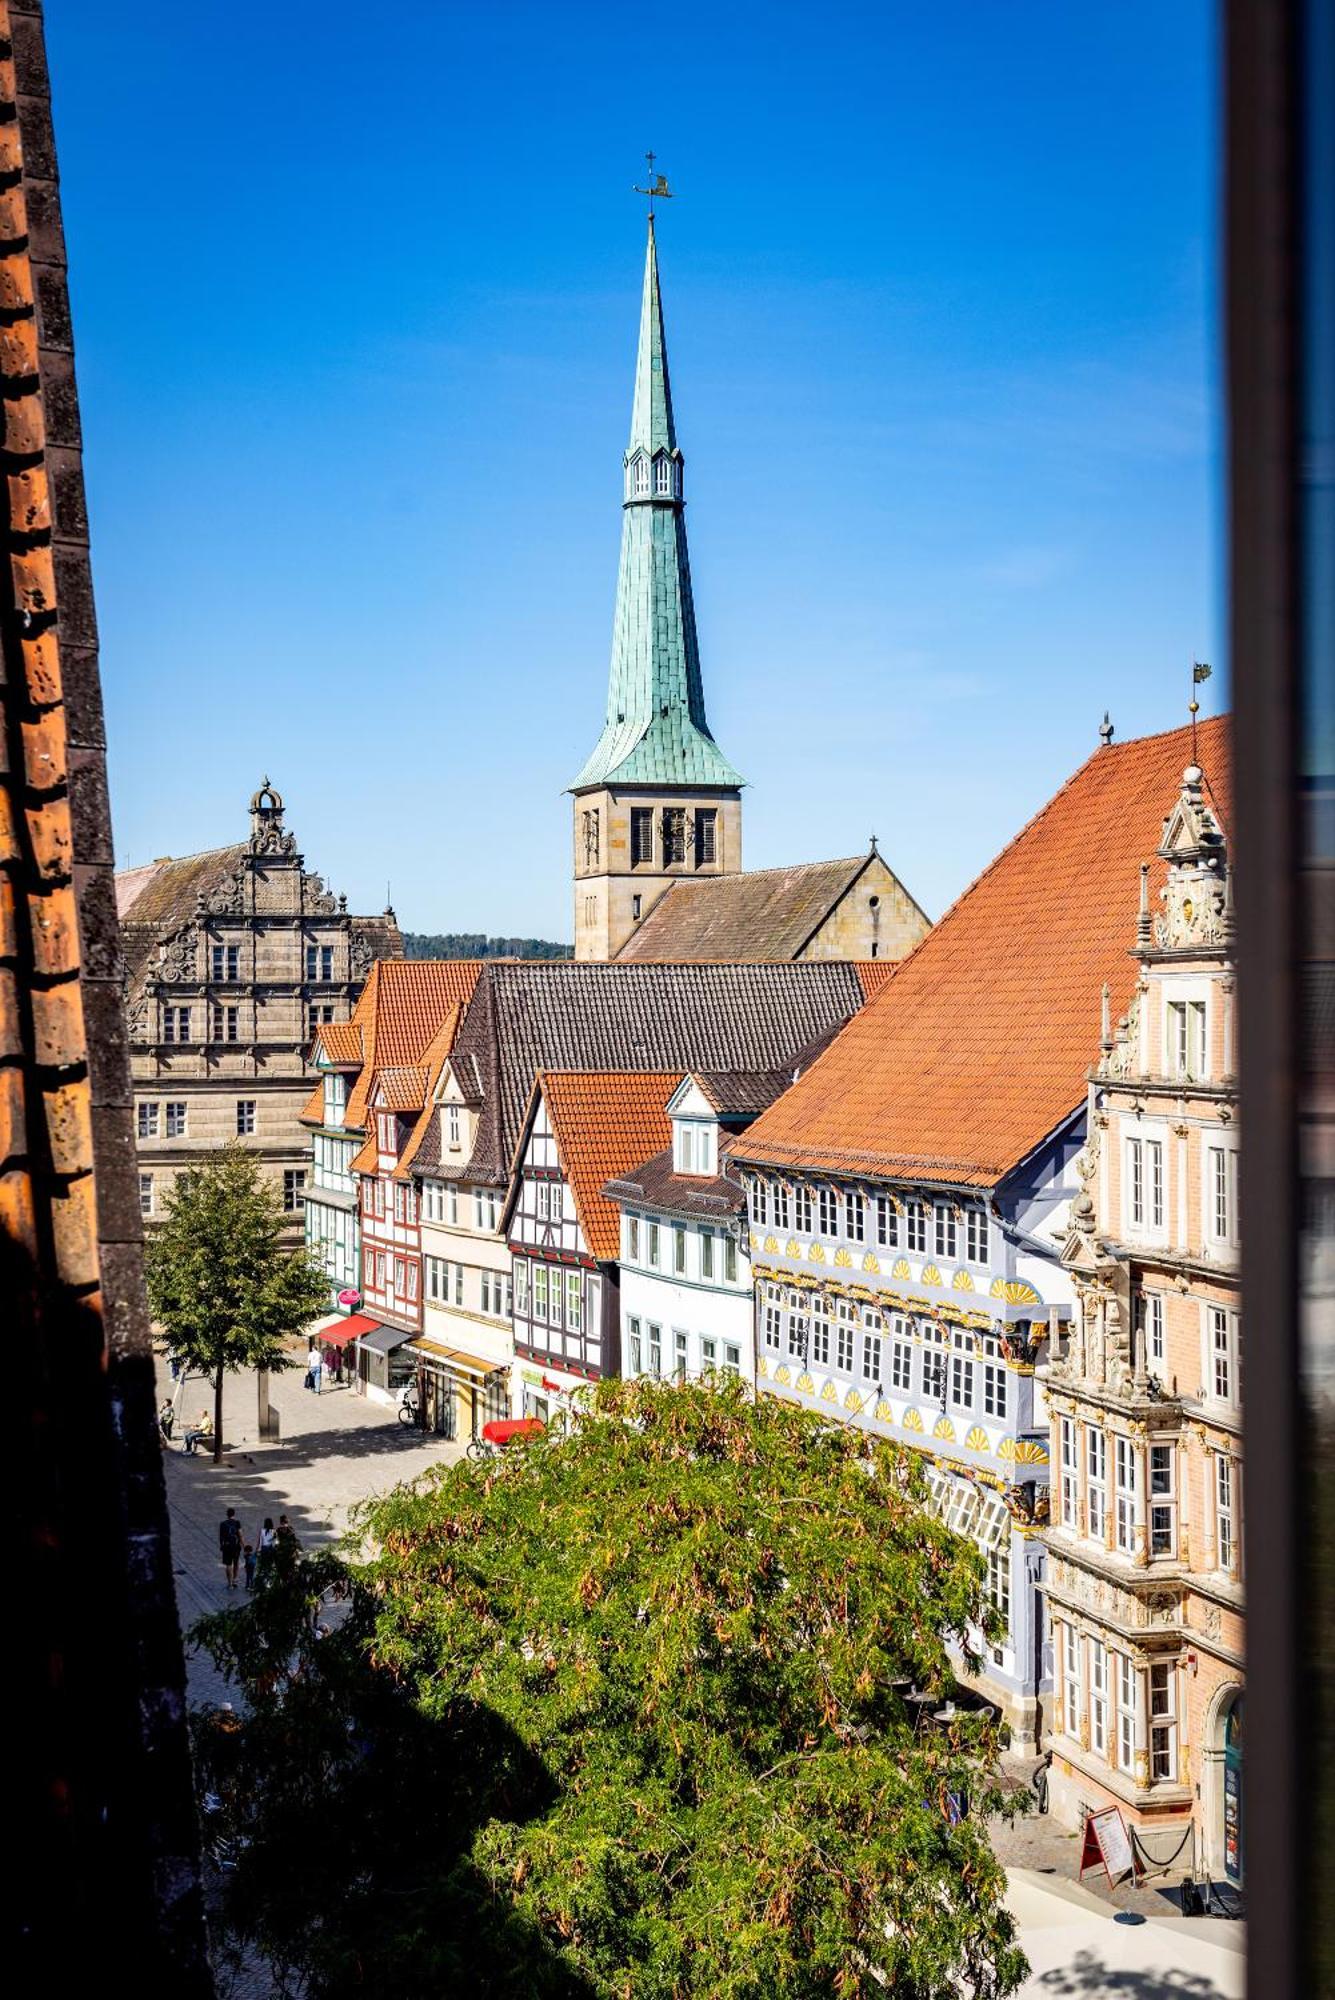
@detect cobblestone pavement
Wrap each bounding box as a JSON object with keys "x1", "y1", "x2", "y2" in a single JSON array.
[
  {"x1": 989, "y1": 1755, "x2": 1221, "y2": 1921},
  {"x1": 159, "y1": 1345, "x2": 464, "y2": 1706}
]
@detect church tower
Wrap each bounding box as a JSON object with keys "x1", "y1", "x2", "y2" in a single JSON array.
[{"x1": 570, "y1": 217, "x2": 743, "y2": 960}]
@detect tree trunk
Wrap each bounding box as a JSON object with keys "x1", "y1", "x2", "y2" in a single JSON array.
[{"x1": 213, "y1": 1363, "x2": 225, "y2": 1465}]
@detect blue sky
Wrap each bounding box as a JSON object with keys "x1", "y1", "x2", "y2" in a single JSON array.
[{"x1": 49, "y1": 0, "x2": 1220, "y2": 938}]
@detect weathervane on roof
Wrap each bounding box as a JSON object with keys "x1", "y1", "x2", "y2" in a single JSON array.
[
  {"x1": 633, "y1": 151, "x2": 674, "y2": 220},
  {"x1": 1189, "y1": 659, "x2": 1212, "y2": 762}
]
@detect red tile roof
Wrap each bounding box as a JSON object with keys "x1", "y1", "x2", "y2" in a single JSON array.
[
  {"x1": 852, "y1": 961, "x2": 897, "y2": 1001},
  {"x1": 394, "y1": 1010, "x2": 465, "y2": 1181},
  {"x1": 529, "y1": 1072, "x2": 680, "y2": 1262},
  {"x1": 736, "y1": 718, "x2": 1232, "y2": 1188},
  {"x1": 313, "y1": 1020, "x2": 364, "y2": 1066}
]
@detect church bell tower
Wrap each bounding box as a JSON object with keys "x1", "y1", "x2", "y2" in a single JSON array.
[{"x1": 569, "y1": 208, "x2": 743, "y2": 960}]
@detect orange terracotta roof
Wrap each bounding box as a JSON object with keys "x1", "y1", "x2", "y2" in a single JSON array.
[
  {"x1": 736, "y1": 717, "x2": 1232, "y2": 1188},
  {"x1": 376, "y1": 1066, "x2": 430, "y2": 1113},
  {"x1": 395, "y1": 1009, "x2": 464, "y2": 1181},
  {"x1": 299, "y1": 1077, "x2": 325, "y2": 1126},
  {"x1": 343, "y1": 959, "x2": 483, "y2": 1131},
  {"x1": 852, "y1": 961, "x2": 897, "y2": 1000},
  {"x1": 349, "y1": 1132, "x2": 377, "y2": 1177},
  {"x1": 313, "y1": 1019, "x2": 364, "y2": 1066},
  {"x1": 532, "y1": 1072, "x2": 680, "y2": 1261}
]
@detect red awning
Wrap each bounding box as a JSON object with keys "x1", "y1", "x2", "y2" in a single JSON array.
[
  {"x1": 481, "y1": 1418, "x2": 545, "y2": 1448},
  {"x1": 317, "y1": 1312, "x2": 381, "y2": 1348}
]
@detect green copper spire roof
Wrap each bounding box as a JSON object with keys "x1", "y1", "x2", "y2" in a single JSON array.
[{"x1": 570, "y1": 220, "x2": 743, "y2": 794}]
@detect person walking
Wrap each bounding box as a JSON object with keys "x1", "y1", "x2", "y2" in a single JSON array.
[
  {"x1": 277, "y1": 1513, "x2": 300, "y2": 1551},
  {"x1": 256, "y1": 1518, "x2": 278, "y2": 1577},
  {"x1": 242, "y1": 1541, "x2": 257, "y2": 1590},
  {"x1": 218, "y1": 1507, "x2": 243, "y2": 1589},
  {"x1": 307, "y1": 1341, "x2": 323, "y2": 1395}
]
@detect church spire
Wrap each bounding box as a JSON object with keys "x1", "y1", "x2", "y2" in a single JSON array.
[
  {"x1": 628, "y1": 216, "x2": 677, "y2": 457},
  {"x1": 569, "y1": 219, "x2": 743, "y2": 794}
]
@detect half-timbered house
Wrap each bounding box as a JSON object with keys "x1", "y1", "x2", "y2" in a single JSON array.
[
  {"x1": 406, "y1": 959, "x2": 874, "y2": 1423},
  {"x1": 604, "y1": 1072, "x2": 796, "y2": 1387},
  {"x1": 503, "y1": 1072, "x2": 677, "y2": 1419}
]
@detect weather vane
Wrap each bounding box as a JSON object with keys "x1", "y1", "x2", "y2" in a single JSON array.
[{"x1": 633, "y1": 150, "x2": 674, "y2": 219}]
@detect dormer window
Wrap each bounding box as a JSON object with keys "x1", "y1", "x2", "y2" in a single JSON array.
[
  {"x1": 654, "y1": 454, "x2": 673, "y2": 496},
  {"x1": 632, "y1": 455, "x2": 650, "y2": 497},
  {"x1": 447, "y1": 1103, "x2": 461, "y2": 1150},
  {"x1": 674, "y1": 1120, "x2": 716, "y2": 1177}
]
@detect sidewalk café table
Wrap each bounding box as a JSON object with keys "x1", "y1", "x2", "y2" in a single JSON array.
[{"x1": 481, "y1": 1418, "x2": 546, "y2": 1449}]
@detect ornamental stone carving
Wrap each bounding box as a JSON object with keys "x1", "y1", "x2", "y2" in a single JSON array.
[{"x1": 156, "y1": 923, "x2": 199, "y2": 982}]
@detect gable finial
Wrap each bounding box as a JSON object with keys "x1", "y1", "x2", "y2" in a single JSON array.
[
  {"x1": 633, "y1": 150, "x2": 674, "y2": 221},
  {"x1": 1190, "y1": 659, "x2": 1212, "y2": 762},
  {"x1": 1099, "y1": 711, "x2": 1114, "y2": 747},
  {"x1": 1137, "y1": 861, "x2": 1153, "y2": 950},
  {"x1": 1100, "y1": 982, "x2": 1113, "y2": 1051}
]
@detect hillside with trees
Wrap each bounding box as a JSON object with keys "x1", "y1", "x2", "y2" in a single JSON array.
[{"x1": 402, "y1": 932, "x2": 572, "y2": 961}]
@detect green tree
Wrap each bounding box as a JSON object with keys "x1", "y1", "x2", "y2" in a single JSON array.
[
  {"x1": 194, "y1": 1378, "x2": 1028, "y2": 1996},
  {"x1": 145, "y1": 1144, "x2": 328, "y2": 1464}
]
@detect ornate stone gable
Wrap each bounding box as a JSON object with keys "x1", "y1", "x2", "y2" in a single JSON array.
[{"x1": 1154, "y1": 764, "x2": 1232, "y2": 952}]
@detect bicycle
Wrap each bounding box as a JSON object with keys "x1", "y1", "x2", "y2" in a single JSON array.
[
  {"x1": 465, "y1": 1431, "x2": 495, "y2": 1464},
  {"x1": 397, "y1": 1388, "x2": 421, "y2": 1429}
]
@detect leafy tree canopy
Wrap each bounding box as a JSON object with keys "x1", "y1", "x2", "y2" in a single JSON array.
[
  {"x1": 146, "y1": 1144, "x2": 328, "y2": 1458},
  {"x1": 196, "y1": 1379, "x2": 1026, "y2": 1997}
]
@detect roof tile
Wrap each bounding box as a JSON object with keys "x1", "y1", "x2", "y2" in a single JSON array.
[
  {"x1": 736, "y1": 717, "x2": 1232, "y2": 1188},
  {"x1": 537, "y1": 1071, "x2": 679, "y2": 1261}
]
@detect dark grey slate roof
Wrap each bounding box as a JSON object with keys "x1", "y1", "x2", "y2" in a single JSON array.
[
  {"x1": 603, "y1": 1140, "x2": 745, "y2": 1221},
  {"x1": 412, "y1": 960, "x2": 867, "y2": 1186}
]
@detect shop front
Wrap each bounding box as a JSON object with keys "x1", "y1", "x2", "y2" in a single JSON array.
[
  {"x1": 351, "y1": 1318, "x2": 418, "y2": 1407},
  {"x1": 407, "y1": 1338, "x2": 509, "y2": 1440}
]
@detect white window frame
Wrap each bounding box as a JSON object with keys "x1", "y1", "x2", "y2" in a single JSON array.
[
  {"x1": 1150, "y1": 1662, "x2": 1177, "y2": 1782},
  {"x1": 626, "y1": 1314, "x2": 642, "y2": 1375},
  {"x1": 1204, "y1": 1304, "x2": 1240, "y2": 1406},
  {"x1": 876, "y1": 1194, "x2": 897, "y2": 1248},
  {"x1": 1203, "y1": 1139, "x2": 1240, "y2": 1252},
  {"x1": 137, "y1": 1101, "x2": 159, "y2": 1139},
  {"x1": 1115, "y1": 1434, "x2": 1139, "y2": 1555},
  {"x1": 965, "y1": 1208, "x2": 989, "y2": 1264},
  {"x1": 934, "y1": 1203, "x2": 957, "y2": 1260},
  {"x1": 1087, "y1": 1427, "x2": 1107, "y2": 1543},
  {"x1": 1216, "y1": 1453, "x2": 1238, "y2": 1575},
  {"x1": 1149, "y1": 1443, "x2": 1176, "y2": 1556},
  {"x1": 1063, "y1": 1624, "x2": 1082, "y2": 1738},
  {"x1": 139, "y1": 1172, "x2": 154, "y2": 1217},
  {"x1": 1116, "y1": 1653, "x2": 1136, "y2": 1772},
  {"x1": 1089, "y1": 1636, "x2": 1108, "y2": 1757},
  {"x1": 905, "y1": 1200, "x2": 927, "y2": 1254},
  {"x1": 235, "y1": 1099, "x2": 256, "y2": 1137}
]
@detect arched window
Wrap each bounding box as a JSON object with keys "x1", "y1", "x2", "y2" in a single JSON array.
[
  {"x1": 633, "y1": 456, "x2": 649, "y2": 496},
  {"x1": 654, "y1": 455, "x2": 672, "y2": 495}
]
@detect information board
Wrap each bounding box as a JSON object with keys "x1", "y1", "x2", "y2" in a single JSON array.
[{"x1": 1079, "y1": 1806, "x2": 1135, "y2": 1886}]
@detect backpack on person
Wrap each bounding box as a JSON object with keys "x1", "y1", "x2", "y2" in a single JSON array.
[{"x1": 220, "y1": 1516, "x2": 242, "y2": 1559}]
